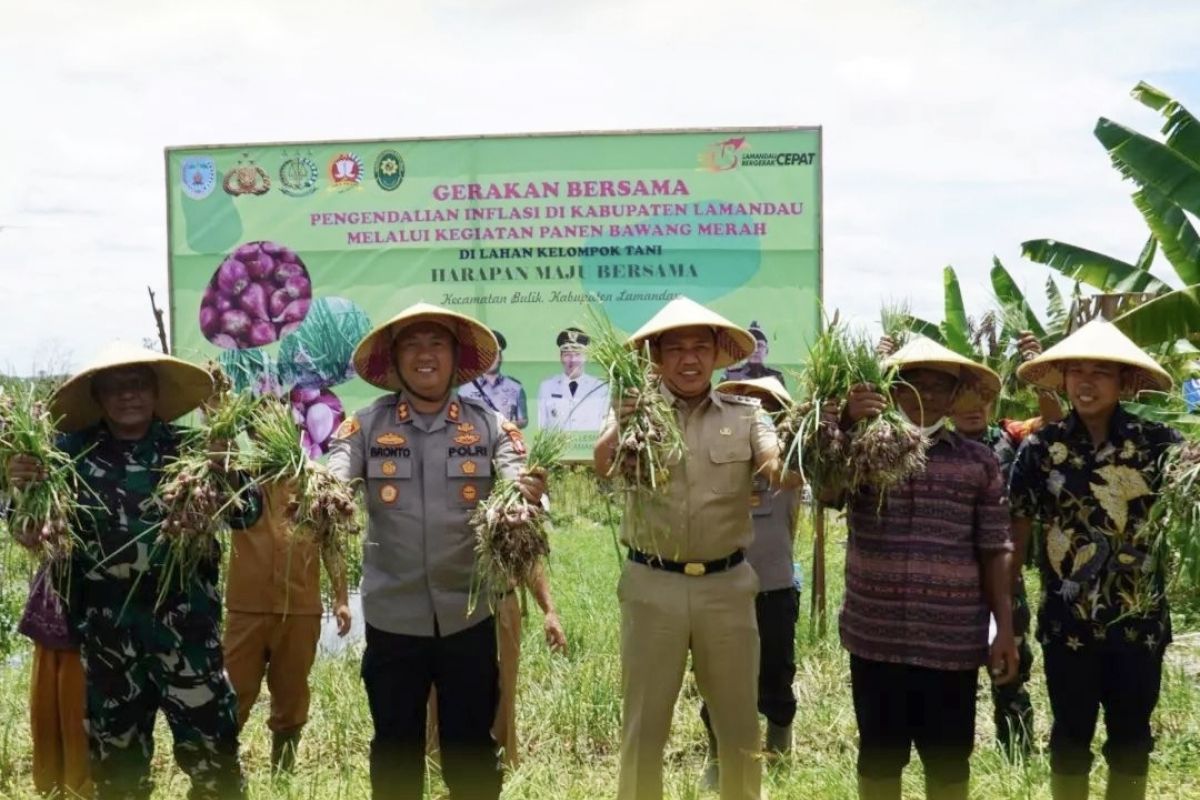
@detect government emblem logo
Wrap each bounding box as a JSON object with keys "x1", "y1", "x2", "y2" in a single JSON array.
[
  {"x1": 382, "y1": 461, "x2": 398, "y2": 477},
  {"x1": 180, "y1": 157, "x2": 216, "y2": 200},
  {"x1": 374, "y1": 149, "x2": 405, "y2": 191},
  {"x1": 461, "y1": 460, "x2": 478, "y2": 475},
  {"x1": 380, "y1": 484, "x2": 399, "y2": 503},
  {"x1": 329, "y1": 152, "x2": 364, "y2": 190},
  {"x1": 279, "y1": 152, "x2": 319, "y2": 197}
]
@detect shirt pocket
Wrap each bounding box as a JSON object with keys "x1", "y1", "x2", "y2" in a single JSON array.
[
  {"x1": 446, "y1": 457, "x2": 492, "y2": 509},
  {"x1": 367, "y1": 459, "x2": 414, "y2": 510},
  {"x1": 708, "y1": 441, "x2": 752, "y2": 495}
]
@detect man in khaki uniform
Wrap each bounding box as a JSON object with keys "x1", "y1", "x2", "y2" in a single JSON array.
[
  {"x1": 594, "y1": 297, "x2": 793, "y2": 800},
  {"x1": 328, "y1": 302, "x2": 542, "y2": 800},
  {"x1": 223, "y1": 479, "x2": 351, "y2": 773}
]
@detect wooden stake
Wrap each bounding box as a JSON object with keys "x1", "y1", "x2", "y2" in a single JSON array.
[{"x1": 147, "y1": 286, "x2": 170, "y2": 354}]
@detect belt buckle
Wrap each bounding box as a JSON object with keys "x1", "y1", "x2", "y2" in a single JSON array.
[{"x1": 684, "y1": 562, "x2": 706, "y2": 577}]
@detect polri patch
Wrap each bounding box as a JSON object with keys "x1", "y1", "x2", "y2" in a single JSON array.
[{"x1": 335, "y1": 417, "x2": 360, "y2": 439}]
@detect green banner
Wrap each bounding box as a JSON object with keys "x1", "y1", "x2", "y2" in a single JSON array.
[{"x1": 166, "y1": 128, "x2": 822, "y2": 458}]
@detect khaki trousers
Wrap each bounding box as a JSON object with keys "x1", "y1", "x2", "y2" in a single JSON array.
[
  {"x1": 222, "y1": 611, "x2": 322, "y2": 733},
  {"x1": 30, "y1": 644, "x2": 92, "y2": 798},
  {"x1": 428, "y1": 592, "x2": 521, "y2": 766},
  {"x1": 618, "y1": 560, "x2": 761, "y2": 800}
]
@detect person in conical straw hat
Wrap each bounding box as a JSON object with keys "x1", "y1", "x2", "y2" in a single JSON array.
[
  {"x1": 6, "y1": 342, "x2": 263, "y2": 799},
  {"x1": 593, "y1": 296, "x2": 798, "y2": 800},
  {"x1": 328, "y1": 302, "x2": 546, "y2": 800},
  {"x1": 834, "y1": 334, "x2": 1017, "y2": 800},
  {"x1": 1008, "y1": 319, "x2": 1178, "y2": 800},
  {"x1": 877, "y1": 329, "x2": 1062, "y2": 760},
  {"x1": 690, "y1": 376, "x2": 803, "y2": 789}
]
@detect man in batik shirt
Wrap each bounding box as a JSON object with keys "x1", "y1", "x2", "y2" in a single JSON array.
[{"x1": 1010, "y1": 320, "x2": 1179, "y2": 800}]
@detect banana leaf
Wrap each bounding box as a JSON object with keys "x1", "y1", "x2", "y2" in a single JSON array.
[
  {"x1": 940, "y1": 267, "x2": 972, "y2": 356},
  {"x1": 990, "y1": 257, "x2": 1047, "y2": 339},
  {"x1": 1132, "y1": 186, "x2": 1200, "y2": 286},
  {"x1": 1113, "y1": 286, "x2": 1200, "y2": 347},
  {"x1": 1131, "y1": 81, "x2": 1200, "y2": 164},
  {"x1": 1095, "y1": 117, "x2": 1200, "y2": 219},
  {"x1": 1045, "y1": 276, "x2": 1069, "y2": 337},
  {"x1": 1135, "y1": 234, "x2": 1157, "y2": 272},
  {"x1": 1020, "y1": 238, "x2": 1168, "y2": 294}
]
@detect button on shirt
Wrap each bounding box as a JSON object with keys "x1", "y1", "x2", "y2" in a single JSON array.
[
  {"x1": 225, "y1": 481, "x2": 327, "y2": 616},
  {"x1": 603, "y1": 385, "x2": 778, "y2": 562},
  {"x1": 327, "y1": 391, "x2": 525, "y2": 637},
  {"x1": 839, "y1": 429, "x2": 1011, "y2": 671}
]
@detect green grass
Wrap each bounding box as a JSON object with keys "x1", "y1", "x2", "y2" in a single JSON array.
[{"x1": 1, "y1": 474, "x2": 1199, "y2": 798}]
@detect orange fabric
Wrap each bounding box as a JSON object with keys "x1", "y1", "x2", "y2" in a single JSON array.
[
  {"x1": 225, "y1": 482, "x2": 324, "y2": 616},
  {"x1": 223, "y1": 611, "x2": 321, "y2": 733},
  {"x1": 30, "y1": 645, "x2": 91, "y2": 798},
  {"x1": 1001, "y1": 416, "x2": 1045, "y2": 447},
  {"x1": 427, "y1": 593, "x2": 522, "y2": 767}
]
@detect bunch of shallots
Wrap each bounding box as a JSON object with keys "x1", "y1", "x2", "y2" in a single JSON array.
[
  {"x1": 0, "y1": 387, "x2": 80, "y2": 561},
  {"x1": 153, "y1": 365, "x2": 254, "y2": 584},
  {"x1": 298, "y1": 461, "x2": 361, "y2": 549},
  {"x1": 584, "y1": 306, "x2": 684, "y2": 492},
  {"x1": 842, "y1": 336, "x2": 929, "y2": 494},
  {"x1": 468, "y1": 428, "x2": 568, "y2": 614}
]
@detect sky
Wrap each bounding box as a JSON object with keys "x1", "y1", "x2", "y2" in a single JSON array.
[{"x1": 2, "y1": 0, "x2": 1199, "y2": 374}]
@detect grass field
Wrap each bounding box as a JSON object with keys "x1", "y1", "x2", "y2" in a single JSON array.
[{"x1": 1, "y1": 470, "x2": 1198, "y2": 799}]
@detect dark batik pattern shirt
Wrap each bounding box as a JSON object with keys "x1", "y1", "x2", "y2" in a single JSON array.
[
  {"x1": 840, "y1": 429, "x2": 1012, "y2": 671},
  {"x1": 58, "y1": 420, "x2": 261, "y2": 635},
  {"x1": 1009, "y1": 406, "x2": 1180, "y2": 654}
]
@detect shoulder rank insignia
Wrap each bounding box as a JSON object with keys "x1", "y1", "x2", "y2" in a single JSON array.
[
  {"x1": 335, "y1": 417, "x2": 361, "y2": 439},
  {"x1": 501, "y1": 420, "x2": 527, "y2": 455},
  {"x1": 396, "y1": 402, "x2": 410, "y2": 422},
  {"x1": 448, "y1": 402, "x2": 460, "y2": 422}
]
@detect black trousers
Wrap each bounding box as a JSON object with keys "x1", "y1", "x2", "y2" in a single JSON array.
[
  {"x1": 700, "y1": 587, "x2": 799, "y2": 734},
  {"x1": 1043, "y1": 643, "x2": 1164, "y2": 777},
  {"x1": 849, "y1": 655, "x2": 977, "y2": 786},
  {"x1": 361, "y1": 618, "x2": 500, "y2": 800}
]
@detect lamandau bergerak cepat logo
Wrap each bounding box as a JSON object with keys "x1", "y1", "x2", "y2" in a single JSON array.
[{"x1": 698, "y1": 136, "x2": 817, "y2": 171}]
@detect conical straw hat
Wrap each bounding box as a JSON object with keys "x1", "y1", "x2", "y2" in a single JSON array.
[
  {"x1": 883, "y1": 335, "x2": 1002, "y2": 397},
  {"x1": 1017, "y1": 319, "x2": 1172, "y2": 394},
  {"x1": 628, "y1": 297, "x2": 755, "y2": 369},
  {"x1": 716, "y1": 376, "x2": 793, "y2": 409},
  {"x1": 352, "y1": 302, "x2": 499, "y2": 391},
  {"x1": 50, "y1": 342, "x2": 214, "y2": 433}
]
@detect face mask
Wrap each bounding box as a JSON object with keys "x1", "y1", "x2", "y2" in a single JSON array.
[{"x1": 899, "y1": 406, "x2": 945, "y2": 437}]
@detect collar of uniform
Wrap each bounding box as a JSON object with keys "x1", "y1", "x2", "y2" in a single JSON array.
[
  {"x1": 930, "y1": 425, "x2": 961, "y2": 450},
  {"x1": 391, "y1": 390, "x2": 461, "y2": 432},
  {"x1": 659, "y1": 380, "x2": 718, "y2": 412}
]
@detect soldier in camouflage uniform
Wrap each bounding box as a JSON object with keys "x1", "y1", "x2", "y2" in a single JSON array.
[{"x1": 8, "y1": 343, "x2": 262, "y2": 800}]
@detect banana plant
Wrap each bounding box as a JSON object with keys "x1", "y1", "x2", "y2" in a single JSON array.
[{"x1": 1029, "y1": 81, "x2": 1200, "y2": 347}]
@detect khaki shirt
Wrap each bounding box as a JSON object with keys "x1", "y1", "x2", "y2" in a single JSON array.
[
  {"x1": 327, "y1": 391, "x2": 525, "y2": 637},
  {"x1": 746, "y1": 475, "x2": 801, "y2": 592},
  {"x1": 225, "y1": 481, "x2": 326, "y2": 616},
  {"x1": 606, "y1": 385, "x2": 777, "y2": 562}
]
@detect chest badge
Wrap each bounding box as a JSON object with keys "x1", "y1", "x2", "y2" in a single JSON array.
[
  {"x1": 376, "y1": 432, "x2": 407, "y2": 446},
  {"x1": 457, "y1": 422, "x2": 475, "y2": 433},
  {"x1": 461, "y1": 460, "x2": 478, "y2": 475},
  {"x1": 381, "y1": 461, "x2": 398, "y2": 477},
  {"x1": 460, "y1": 483, "x2": 479, "y2": 503},
  {"x1": 719, "y1": 427, "x2": 732, "y2": 436},
  {"x1": 454, "y1": 432, "x2": 482, "y2": 446},
  {"x1": 379, "y1": 484, "x2": 399, "y2": 504}
]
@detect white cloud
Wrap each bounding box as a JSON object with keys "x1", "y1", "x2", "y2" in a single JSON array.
[{"x1": 1, "y1": 0, "x2": 1199, "y2": 370}]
